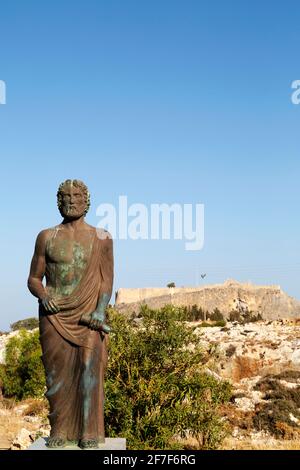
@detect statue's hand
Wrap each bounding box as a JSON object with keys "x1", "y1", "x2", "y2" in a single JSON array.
[
  {"x1": 89, "y1": 311, "x2": 110, "y2": 333},
  {"x1": 40, "y1": 296, "x2": 59, "y2": 313}
]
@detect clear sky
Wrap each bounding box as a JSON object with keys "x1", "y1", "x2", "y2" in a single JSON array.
[{"x1": 0, "y1": 0, "x2": 300, "y2": 330}]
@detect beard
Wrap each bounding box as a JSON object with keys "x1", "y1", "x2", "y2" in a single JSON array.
[{"x1": 60, "y1": 204, "x2": 86, "y2": 219}]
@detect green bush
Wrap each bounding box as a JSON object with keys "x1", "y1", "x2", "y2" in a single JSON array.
[
  {"x1": 229, "y1": 310, "x2": 242, "y2": 322},
  {"x1": 253, "y1": 374, "x2": 300, "y2": 437},
  {"x1": 167, "y1": 282, "x2": 176, "y2": 288},
  {"x1": 105, "y1": 305, "x2": 232, "y2": 449},
  {"x1": 242, "y1": 311, "x2": 262, "y2": 323},
  {"x1": 184, "y1": 305, "x2": 207, "y2": 321},
  {"x1": 214, "y1": 320, "x2": 227, "y2": 327},
  {"x1": 209, "y1": 308, "x2": 224, "y2": 322},
  {"x1": 229, "y1": 310, "x2": 262, "y2": 324},
  {"x1": 0, "y1": 329, "x2": 46, "y2": 399}
]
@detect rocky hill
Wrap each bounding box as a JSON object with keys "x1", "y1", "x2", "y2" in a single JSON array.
[{"x1": 116, "y1": 280, "x2": 300, "y2": 320}]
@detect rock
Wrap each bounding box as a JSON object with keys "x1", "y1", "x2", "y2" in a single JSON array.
[
  {"x1": 29, "y1": 424, "x2": 50, "y2": 442},
  {"x1": 234, "y1": 397, "x2": 256, "y2": 412},
  {"x1": 10, "y1": 428, "x2": 32, "y2": 450},
  {"x1": 203, "y1": 368, "x2": 223, "y2": 381},
  {"x1": 24, "y1": 416, "x2": 40, "y2": 423},
  {"x1": 279, "y1": 380, "x2": 299, "y2": 389},
  {"x1": 289, "y1": 413, "x2": 299, "y2": 424},
  {"x1": 291, "y1": 350, "x2": 300, "y2": 366}
]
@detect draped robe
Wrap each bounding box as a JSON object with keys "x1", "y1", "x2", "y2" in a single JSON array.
[{"x1": 39, "y1": 230, "x2": 113, "y2": 442}]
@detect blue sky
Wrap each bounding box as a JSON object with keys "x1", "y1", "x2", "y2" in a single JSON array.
[{"x1": 0, "y1": 0, "x2": 300, "y2": 330}]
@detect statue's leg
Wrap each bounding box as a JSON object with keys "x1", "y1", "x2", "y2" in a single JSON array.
[
  {"x1": 79, "y1": 332, "x2": 106, "y2": 449},
  {"x1": 40, "y1": 316, "x2": 79, "y2": 447}
]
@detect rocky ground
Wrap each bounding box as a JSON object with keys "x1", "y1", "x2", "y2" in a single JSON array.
[
  {"x1": 197, "y1": 319, "x2": 300, "y2": 380},
  {"x1": 0, "y1": 398, "x2": 50, "y2": 450},
  {"x1": 196, "y1": 319, "x2": 300, "y2": 449},
  {"x1": 1, "y1": 320, "x2": 300, "y2": 450}
]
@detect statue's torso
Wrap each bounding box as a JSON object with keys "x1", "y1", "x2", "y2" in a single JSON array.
[{"x1": 45, "y1": 226, "x2": 95, "y2": 297}]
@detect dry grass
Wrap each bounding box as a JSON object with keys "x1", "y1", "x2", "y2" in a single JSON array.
[
  {"x1": 172, "y1": 435, "x2": 300, "y2": 451},
  {"x1": 230, "y1": 356, "x2": 263, "y2": 382},
  {"x1": 21, "y1": 398, "x2": 48, "y2": 417},
  {"x1": 0, "y1": 406, "x2": 28, "y2": 449},
  {"x1": 0, "y1": 398, "x2": 48, "y2": 449},
  {"x1": 221, "y1": 437, "x2": 300, "y2": 450}
]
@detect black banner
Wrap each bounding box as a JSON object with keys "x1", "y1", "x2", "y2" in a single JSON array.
[{"x1": 0, "y1": 449, "x2": 299, "y2": 468}]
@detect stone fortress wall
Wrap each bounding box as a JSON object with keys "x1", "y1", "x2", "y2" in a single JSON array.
[{"x1": 115, "y1": 279, "x2": 300, "y2": 320}]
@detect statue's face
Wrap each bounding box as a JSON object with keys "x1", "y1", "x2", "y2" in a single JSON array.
[{"x1": 60, "y1": 185, "x2": 87, "y2": 219}]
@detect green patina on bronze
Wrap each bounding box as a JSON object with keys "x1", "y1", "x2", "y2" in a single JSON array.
[
  {"x1": 81, "y1": 356, "x2": 98, "y2": 434},
  {"x1": 46, "y1": 231, "x2": 94, "y2": 296}
]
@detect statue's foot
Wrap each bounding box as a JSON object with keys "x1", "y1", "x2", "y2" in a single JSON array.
[
  {"x1": 79, "y1": 438, "x2": 100, "y2": 449},
  {"x1": 47, "y1": 436, "x2": 67, "y2": 448},
  {"x1": 66, "y1": 440, "x2": 78, "y2": 446}
]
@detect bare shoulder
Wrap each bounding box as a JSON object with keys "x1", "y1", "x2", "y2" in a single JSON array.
[
  {"x1": 95, "y1": 227, "x2": 113, "y2": 243},
  {"x1": 35, "y1": 226, "x2": 60, "y2": 245},
  {"x1": 95, "y1": 228, "x2": 113, "y2": 254},
  {"x1": 32, "y1": 227, "x2": 57, "y2": 255}
]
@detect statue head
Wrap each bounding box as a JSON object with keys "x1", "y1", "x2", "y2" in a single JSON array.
[{"x1": 57, "y1": 179, "x2": 91, "y2": 219}]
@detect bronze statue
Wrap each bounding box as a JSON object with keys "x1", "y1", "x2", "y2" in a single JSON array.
[{"x1": 28, "y1": 179, "x2": 113, "y2": 449}]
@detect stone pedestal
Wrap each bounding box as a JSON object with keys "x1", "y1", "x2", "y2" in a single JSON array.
[{"x1": 28, "y1": 437, "x2": 126, "y2": 450}]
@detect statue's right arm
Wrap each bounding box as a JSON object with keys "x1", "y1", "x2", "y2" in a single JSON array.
[{"x1": 27, "y1": 230, "x2": 59, "y2": 313}]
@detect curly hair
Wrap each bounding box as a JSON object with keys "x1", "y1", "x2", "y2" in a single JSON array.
[{"x1": 57, "y1": 179, "x2": 91, "y2": 216}]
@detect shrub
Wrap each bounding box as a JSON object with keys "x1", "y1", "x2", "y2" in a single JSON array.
[
  {"x1": 253, "y1": 400, "x2": 300, "y2": 437},
  {"x1": 183, "y1": 307, "x2": 226, "y2": 325},
  {"x1": 228, "y1": 310, "x2": 262, "y2": 324},
  {"x1": 229, "y1": 310, "x2": 242, "y2": 322},
  {"x1": 209, "y1": 309, "x2": 224, "y2": 322},
  {"x1": 0, "y1": 329, "x2": 46, "y2": 399},
  {"x1": 167, "y1": 282, "x2": 176, "y2": 288},
  {"x1": 184, "y1": 305, "x2": 206, "y2": 321},
  {"x1": 242, "y1": 311, "x2": 262, "y2": 324},
  {"x1": 214, "y1": 320, "x2": 227, "y2": 327},
  {"x1": 275, "y1": 370, "x2": 300, "y2": 382},
  {"x1": 105, "y1": 305, "x2": 232, "y2": 450},
  {"x1": 253, "y1": 374, "x2": 300, "y2": 437}
]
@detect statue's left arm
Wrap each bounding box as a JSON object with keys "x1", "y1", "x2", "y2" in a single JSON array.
[{"x1": 89, "y1": 234, "x2": 114, "y2": 331}]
